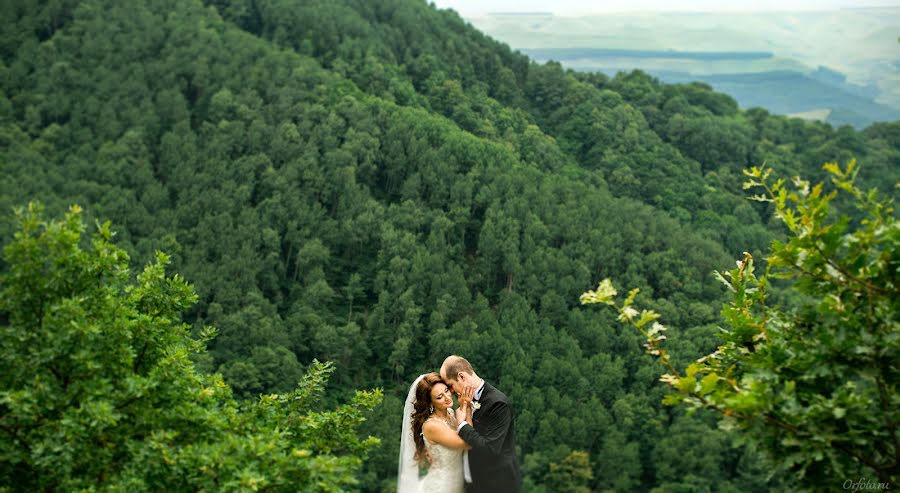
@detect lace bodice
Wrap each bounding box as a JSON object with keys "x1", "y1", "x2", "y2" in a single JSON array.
[{"x1": 419, "y1": 417, "x2": 464, "y2": 493}]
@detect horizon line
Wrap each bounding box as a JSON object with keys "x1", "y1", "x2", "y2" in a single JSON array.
[{"x1": 457, "y1": 5, "x2": 900, "y2": 16}]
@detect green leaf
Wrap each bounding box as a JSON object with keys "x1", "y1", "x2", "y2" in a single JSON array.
[
  {"x1": 662, "y1": 394, "x2": 684, "y2": 406},
  {"x1": 623, "y1": 287, "x2": 640, "y2": 308},
  {"x1": 686, "y1": 363, "x2": 701, "y2": 378},
  {"x1": 634, "y1": 309, "x2": 661, "y2": 329},
  {"x1": 699, "y1": 373, "x2": 718, "y2": 396},
  {"x1": 822, "y1": 162, "x2": 843, "y2": 178},
  {"x1": 714, "y1": 270, "x2": 734, "y2": 291},
  {"x1": 674, "y1": 376, "x2": 696, "y2": 393},
  {"x1": 579, "y1": 278, "x2": 617, "y2": 305}
]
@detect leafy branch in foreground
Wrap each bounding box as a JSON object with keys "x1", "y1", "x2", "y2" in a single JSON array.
[
  {"x1": 581, "y1": 161, "x2": 898, "y2": 488},
  {"x1": 0, "y1": 204, "x2": 382, "y2": 492}
]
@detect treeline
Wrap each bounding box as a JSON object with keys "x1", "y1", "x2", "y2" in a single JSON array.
[
  {"x1": 523, "y1": 48, "x2": 775, "y2": 61},
  {"x1": 1, "y1": 0, "x2": 897, "y2": 490}
]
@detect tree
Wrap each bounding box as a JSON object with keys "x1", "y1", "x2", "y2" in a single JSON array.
[
  {"x1": 581, "y1": 161, "x2": 898, "y2": 489},
  {"x1": 0, "y1": 204, "x2": 381, "y2": 491},
  {"x1": 545, "y1": 450, "x2": 594, "y2": 493}
]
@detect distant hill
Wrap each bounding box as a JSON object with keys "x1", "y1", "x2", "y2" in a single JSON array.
[
  {"x1": 519, "y1": 49, "x2": 900, "y2": 128},
  {"x1": 524, "y1": 48, "x2": 775, "y2": 61},
  {"x1": 669, "y1": 70, "x2": 900, "y2": 128},
  {"x1": 471, "y1": 9, "x2": 900, "y2": 128}
]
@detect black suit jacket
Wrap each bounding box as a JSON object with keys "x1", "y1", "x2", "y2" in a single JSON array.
[{"x1": 458, "y1": 382, "x2": 521, "y2": 493}]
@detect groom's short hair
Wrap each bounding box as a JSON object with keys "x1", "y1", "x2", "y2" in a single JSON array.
[{"x1": 443, "y1": 355, "x2": 474, "y2": 381}]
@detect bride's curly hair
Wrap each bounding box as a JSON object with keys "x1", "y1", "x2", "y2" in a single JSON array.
[{"x1": 411, "y1": 372, "x2": 445, "y2": 464}]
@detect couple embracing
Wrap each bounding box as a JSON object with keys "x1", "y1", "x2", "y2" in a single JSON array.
[{"x1": 398, "y1": 355, "x2": 521, "y2": 493}]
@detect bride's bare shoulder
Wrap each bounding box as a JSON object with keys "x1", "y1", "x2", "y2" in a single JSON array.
[{"x1": 422, "y1": 417, "x2": 451, "y2": 436}]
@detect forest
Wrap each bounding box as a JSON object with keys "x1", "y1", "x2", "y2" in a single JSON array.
[{"x1": 1, "y1": 0, "x2": 897, "y2": 491}]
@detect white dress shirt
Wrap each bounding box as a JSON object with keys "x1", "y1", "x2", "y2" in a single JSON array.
[{"x1": 456, "y1": 380, "x2": 485, "y2": 483}]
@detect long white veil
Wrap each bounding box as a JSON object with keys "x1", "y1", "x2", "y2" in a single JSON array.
[{"x1": 397, "y1": 374, "x2": 425, "y2": 493}]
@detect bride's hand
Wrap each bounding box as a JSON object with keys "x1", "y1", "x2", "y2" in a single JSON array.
[{"x1": 455, "y1": 403, "x2": 468, "y2": 424}]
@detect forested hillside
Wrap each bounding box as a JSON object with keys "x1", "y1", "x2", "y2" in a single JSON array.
[{"x1": 1, "y1": 0, "x2": 897, "y2": 490}]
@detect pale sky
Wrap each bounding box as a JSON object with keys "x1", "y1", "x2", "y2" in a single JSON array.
[{"x1": 432, "y1": 0, "x2": 900, "y2": 15}]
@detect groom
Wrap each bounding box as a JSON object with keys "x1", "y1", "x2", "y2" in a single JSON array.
[{"x1": 441, "y1": 355, "x2": 522, "y2": 493}]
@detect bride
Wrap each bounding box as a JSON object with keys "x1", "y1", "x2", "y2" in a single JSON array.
[{"x1": 398, "y1": 373, "x2": 472, "y2": 493}]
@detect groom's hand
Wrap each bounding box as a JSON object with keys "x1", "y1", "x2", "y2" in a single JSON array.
[{"x1": 458, "y1": 384, "x2": 474, "y2": 407}]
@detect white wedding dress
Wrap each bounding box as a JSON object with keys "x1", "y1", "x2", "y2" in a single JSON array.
[{"x1": 419, "y1": 417, "x2": 464, "y2": 493}]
